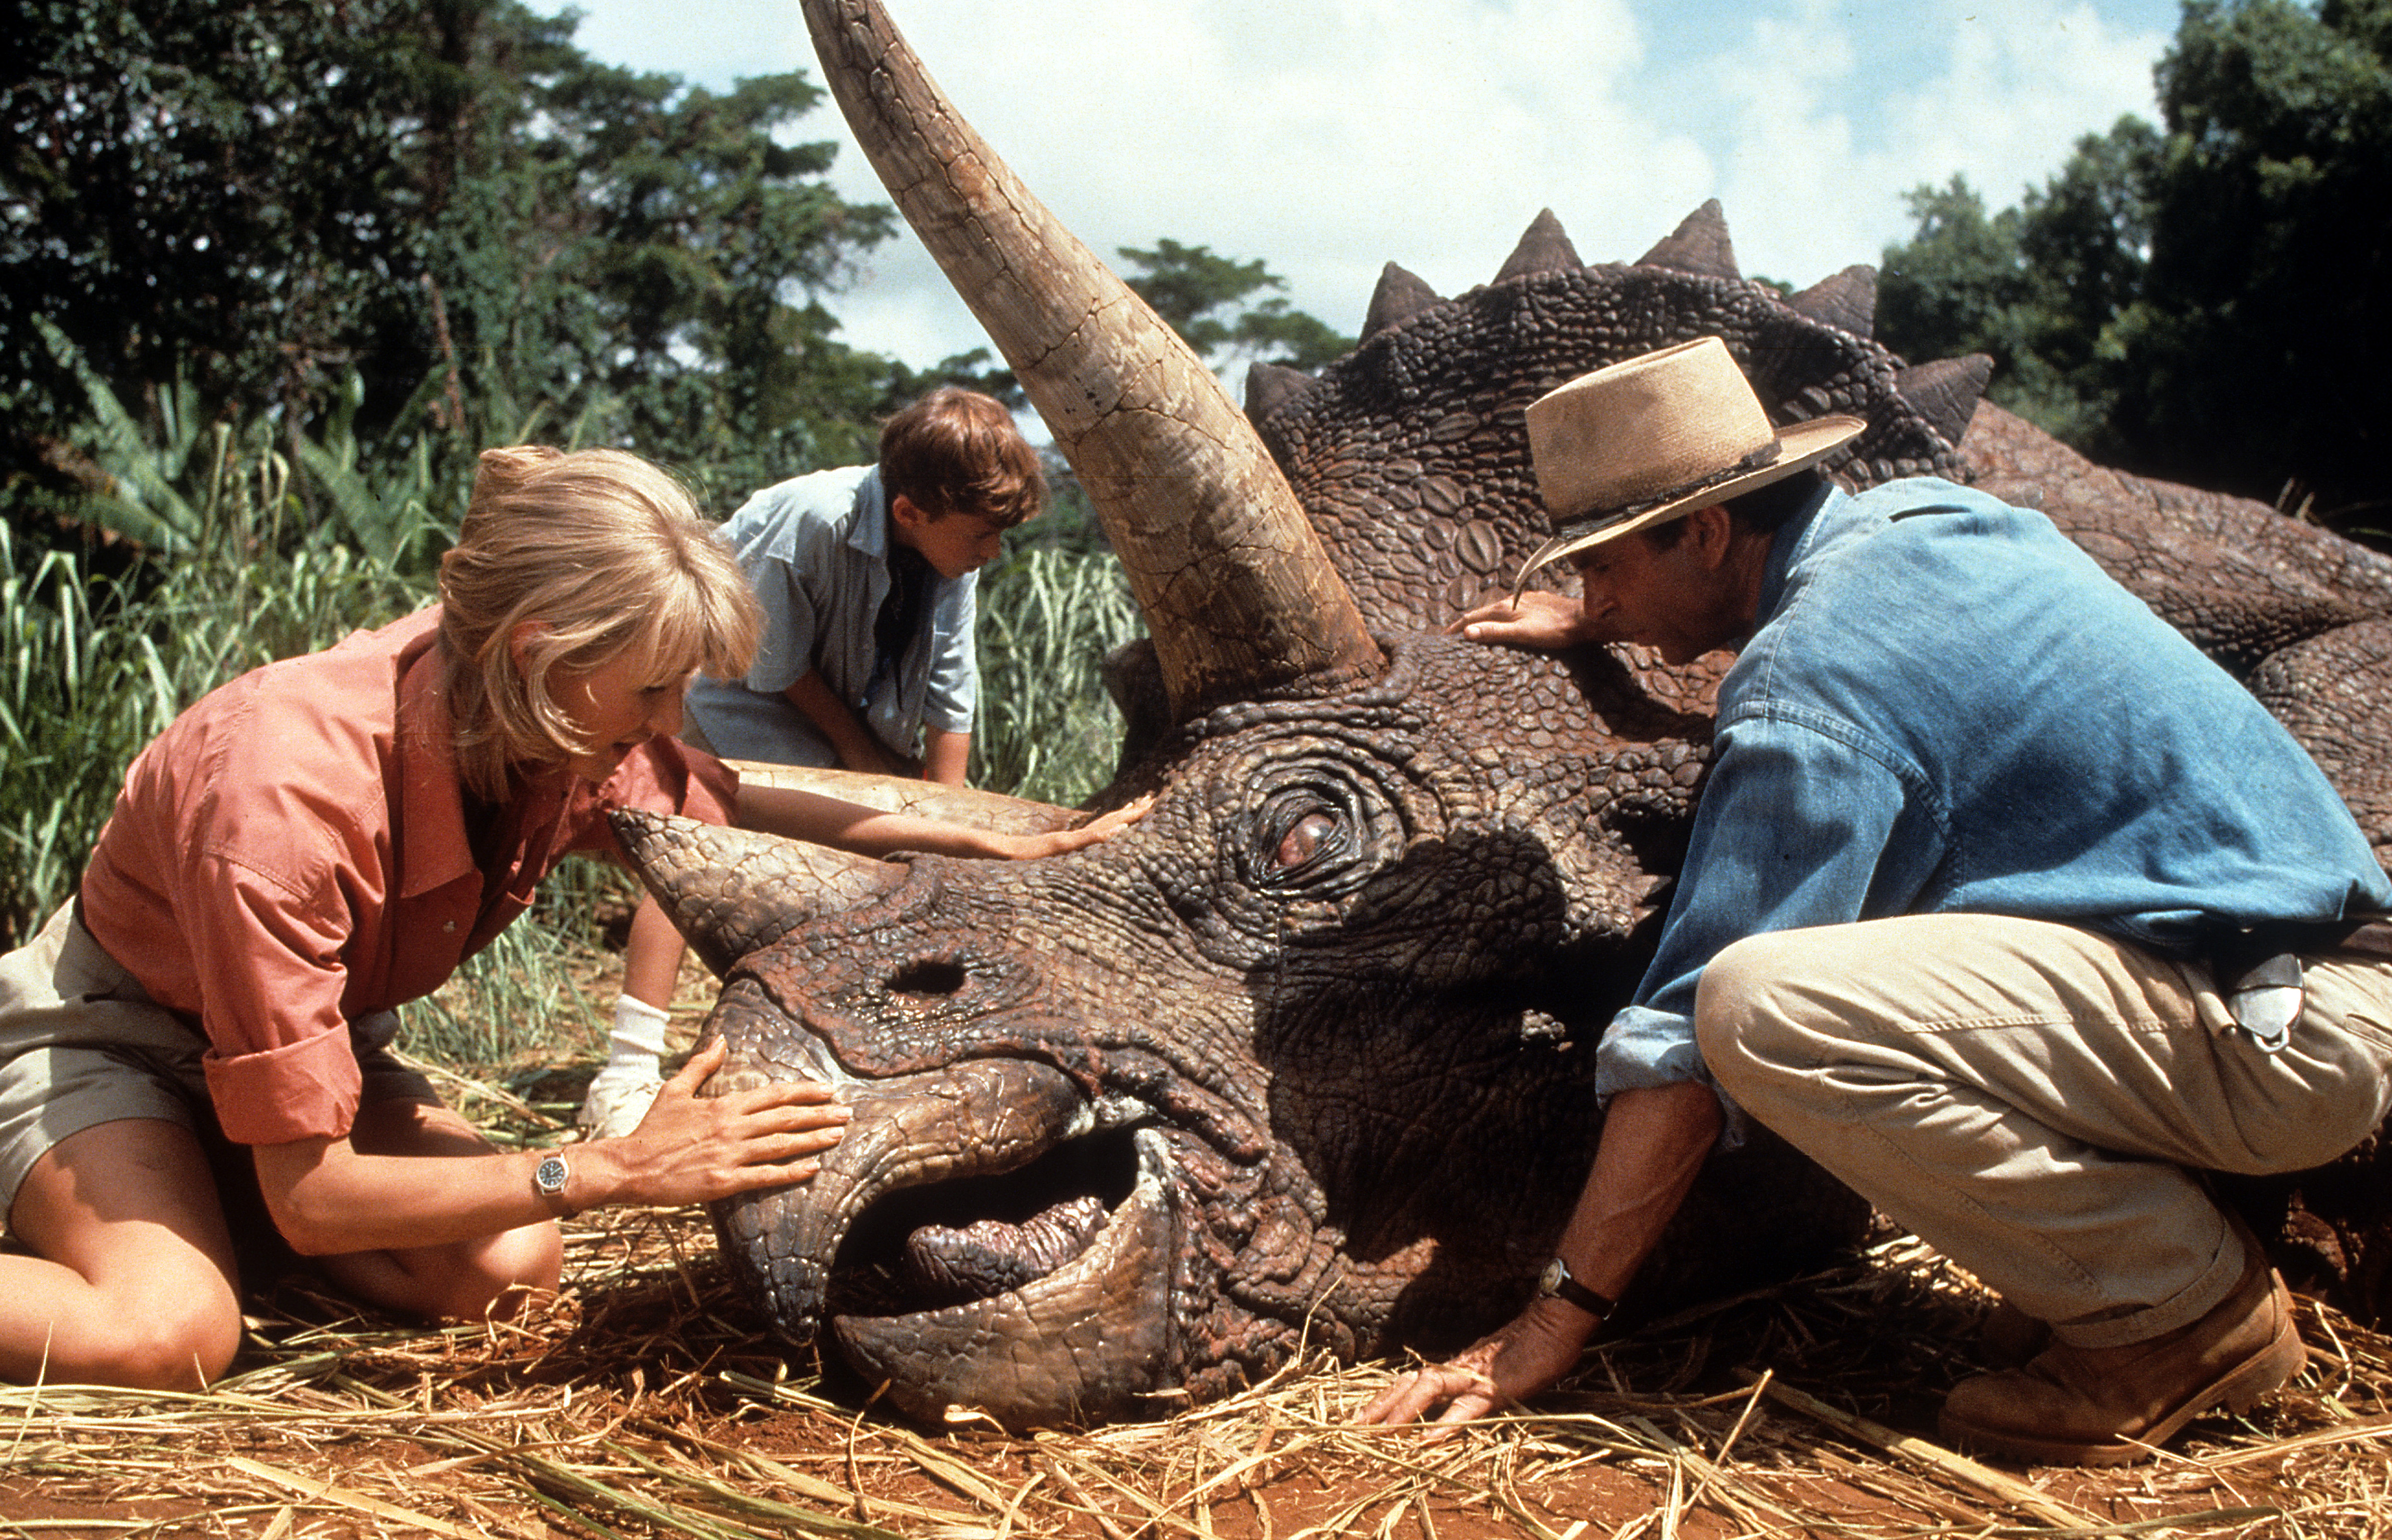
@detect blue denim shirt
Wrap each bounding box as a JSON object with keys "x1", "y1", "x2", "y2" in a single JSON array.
[
  {"x1": 684, "y1": 464, "x2": 978, "y2": 765},
  {"x1": 1598, "y1": 478, "x2": 2391, "y2": 1112}
]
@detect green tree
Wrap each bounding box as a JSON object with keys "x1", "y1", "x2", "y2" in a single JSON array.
[
  {"x1": 2, "y1": 0, "x2": 911, "y2": 528},
  {"x1": 1880, "y1": 123, "x2": 2158, "y2": 453},
  {"x1": 1878, "y1": 0, "x2": 2389, "y2": 521},
  {"x1": 2, "y1": 2, "x2": 433, "y2": 499},
  {"x1": 2117, "y1": 0, "x2": 2390, "y2": 516},
  {"x1": 1117, "y1": 238, "x2": 1352, "y2": 373}
]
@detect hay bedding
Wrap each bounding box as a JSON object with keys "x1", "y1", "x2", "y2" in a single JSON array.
[
  {"x1": 4, "y1": 1197, "x2": 2387, "y2": 1540},
  {"x1": 4, "y1": 1016, "x2": 2386, "y2": 1540}
]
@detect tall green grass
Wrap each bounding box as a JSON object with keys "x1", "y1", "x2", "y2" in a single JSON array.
[
  {"x1": 5, "y1": 389, "x2": 1144, "y2": 1081},
  {"x1": 969, "y1": 539, "x2": 1145, "y2": 806},
  {"x1": 0, "y1": 521, "x2": 432, "y2": 944}
]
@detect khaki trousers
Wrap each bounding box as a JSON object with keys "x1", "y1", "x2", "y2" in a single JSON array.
[{"x1": 1696, "y1": 913, "x2": 2392, "y2": 1349}]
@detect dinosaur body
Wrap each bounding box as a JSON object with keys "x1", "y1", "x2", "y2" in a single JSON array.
[{"x1": 617, "y1": 0, "x2": 2392, "y2": 1427}]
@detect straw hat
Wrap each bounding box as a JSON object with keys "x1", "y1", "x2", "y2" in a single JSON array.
[{"x1": 1513, "y1": 337, "x2": 1864, "y2": 593}]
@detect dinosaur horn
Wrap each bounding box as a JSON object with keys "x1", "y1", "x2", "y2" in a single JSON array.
[
  {"x1": 799, "y1": 0, "x2": 1383, "y2": 721},
  {"x1": 610, "y1": 810, "x2": 907, "y2": 978}
]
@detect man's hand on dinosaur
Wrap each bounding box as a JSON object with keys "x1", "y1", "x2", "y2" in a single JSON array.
[{"x1": 1444, "y1": 589, "x2": 1592, "y2": 652}]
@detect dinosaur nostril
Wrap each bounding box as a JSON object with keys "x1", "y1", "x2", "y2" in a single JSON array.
[{"x1": 886, "y1": 959, "x2": 968, "y2": 998}]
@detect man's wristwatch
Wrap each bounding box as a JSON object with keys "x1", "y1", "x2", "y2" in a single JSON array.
[
  {"x1": 1537, "y1": 1256, "x2": 1616, "y2": 1320},
  {"x1": 533, "y1": 1153, "x2": 575, "y2": 1217}
]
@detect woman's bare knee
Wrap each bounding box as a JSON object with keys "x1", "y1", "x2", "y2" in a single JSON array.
[
  {"x1": 1, "y1": 1120, "x2": 245, "y2": 1388},
  {"x1": 90, "y1": 1302, "x2": 243, "y2": 1389},
  {"x1": 328, "y1": 1220, "x2": 562, "y2": 1322}
]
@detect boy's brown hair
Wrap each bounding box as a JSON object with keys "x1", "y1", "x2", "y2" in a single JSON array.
[{"x1": 878, "y1": 387, "x2": 1044, "y2": 528}]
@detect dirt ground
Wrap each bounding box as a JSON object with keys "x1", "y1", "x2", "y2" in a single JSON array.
[
  {"x1": 6, "y1": 943, "x2": 2384, "y2": 1539},
  {"x1": 2, "y1": 1195, "x2": 2384, "y2": 1540}
]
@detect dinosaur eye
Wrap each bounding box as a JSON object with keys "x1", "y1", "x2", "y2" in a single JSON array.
[
  {"x1": 1239, "y1": 776, "x2": 1385, "y2": 899},
  {"x1": 1273, "y1": 810, "x2": 1339, "y2": 871}
]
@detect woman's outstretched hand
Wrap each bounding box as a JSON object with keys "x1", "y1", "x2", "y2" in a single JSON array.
[{"x1": 1002, "y1": 791, "x2": 1158, "y2": 858}]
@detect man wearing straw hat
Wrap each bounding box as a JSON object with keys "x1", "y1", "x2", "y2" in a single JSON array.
[{"x1": 1358, "y1": 336, "x2": 2392, "y2": 1465}]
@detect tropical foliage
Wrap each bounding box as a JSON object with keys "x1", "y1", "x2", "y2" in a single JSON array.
[
  {"x1": 1877, "y1": 0, "x2": 2391, "y2": 524},
  {"x1": 3, "y1": 0, "x2": 917, "y2": 531},
  {"x1": 1119, "y1": 238, "x2": 1355, "y2": 374}
]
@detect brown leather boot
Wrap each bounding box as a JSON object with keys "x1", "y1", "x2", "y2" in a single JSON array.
[
  {"x1": 1977, "y1": 1297, "x2": 2050, "y2": 1369},
  {"x1": 1937, "y1": 1258, "x2": 2304, "y2": 1466}
]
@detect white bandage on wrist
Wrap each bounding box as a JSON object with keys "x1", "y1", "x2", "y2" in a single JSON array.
[{"x1": 607, "y1": 994, "x2": 673, "y2": 1063}]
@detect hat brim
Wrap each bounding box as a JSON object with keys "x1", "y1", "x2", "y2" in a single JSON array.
[{"x1": 1511, "y1": 414, "x2": 1867, "y2": 599}]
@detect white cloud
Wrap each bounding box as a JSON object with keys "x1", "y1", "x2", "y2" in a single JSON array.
[
  {"x1": 1696, "y1": 0, "x2": 2168, "y2": 285},
  {"x1": 561, "y1": 0, "x2": 2172, "y2": 364}
]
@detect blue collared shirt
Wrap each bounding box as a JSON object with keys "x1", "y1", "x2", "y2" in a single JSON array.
[
  {"x1": 1598, "y1": 478, "x2": 2390, "y2": 1114},
  {"x1": 684, "y1": 464, "x2": 979, "y2": 765}
]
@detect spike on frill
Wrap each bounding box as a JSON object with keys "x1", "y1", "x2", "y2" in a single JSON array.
[
  {"x1": 1493, "y1": 209, "x2": 1581, "y2": 285},
  {"x1": 1362, "y1": 262, "x2": 1442, "y2": 341},
  {"x1": 1245, "y1": 361, "x2": 1317, "y2": 423},
  {"x1": 1636, "y1": 200, "x2": 1739, "y2": 280},
  {"x1": 1893, "y1": 355, "x2": 1994, "y2": 448},
  {"x1": 1788, "y1": 265, "x2": 1878, "y2": 340}
]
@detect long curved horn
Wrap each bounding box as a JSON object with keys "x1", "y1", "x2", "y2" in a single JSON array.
[{"x1": 800, "y1": 0, "x2": 1383, "y2": 720}]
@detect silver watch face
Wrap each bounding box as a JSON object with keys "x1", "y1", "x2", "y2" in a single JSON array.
[
  {"x1": 1538, "y1": 1256, "x2": 1565, "y2": 1296},
  {"x1": 535, "y1": 1154, "x2": 570, "y2": 1196}
]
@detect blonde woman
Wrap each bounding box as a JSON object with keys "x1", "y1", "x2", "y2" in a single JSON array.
[{"x1": 0, "y1": 446, "x2": 1138, "y2": 1391}]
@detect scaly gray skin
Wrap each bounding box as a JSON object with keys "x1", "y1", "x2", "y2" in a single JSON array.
[{"x1": 617, "y1": 0, "x2": 2392, "y2": 1428}]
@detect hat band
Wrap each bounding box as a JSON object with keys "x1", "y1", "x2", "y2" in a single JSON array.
[{"x1": 1546, "y1": 440, "x2": 1783, "y2": 547}]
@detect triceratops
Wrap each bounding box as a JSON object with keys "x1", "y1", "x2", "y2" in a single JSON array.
[{"x1": 614, "y1": 0, "x2": 2392, "y2": 1427}]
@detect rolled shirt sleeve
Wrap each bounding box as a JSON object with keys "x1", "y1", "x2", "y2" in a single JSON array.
[
  {"x1": 190, "y1": 853, "x2": 370, "y2": 1145},
  {"x1": 1597, "y1": 708, "x2": 1935, "y2": 1119},
  {"x1": 563, "y1": 735, "x2": 743, "y2": 855}
]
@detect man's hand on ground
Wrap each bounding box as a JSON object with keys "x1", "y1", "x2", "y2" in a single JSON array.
[{"x1": 1352, "y1": 1296, "x2": 1597, "y2": 1434}]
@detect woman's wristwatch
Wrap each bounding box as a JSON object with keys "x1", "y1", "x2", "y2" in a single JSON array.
[{"x1": 534, "y1": 1152, "x2": 577, "y2": 1218}]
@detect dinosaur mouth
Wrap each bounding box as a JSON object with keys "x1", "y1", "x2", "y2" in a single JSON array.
[
  {"x1": 827, "y1": 1128, "x2": 1174, "y2": 1426},
  {"x1": 824, "y1": 1125, "x2": 1145, "y2": 1317},
  {"x1": 707, "y1": 1050, "x2": 1175, "y2": 1427}
]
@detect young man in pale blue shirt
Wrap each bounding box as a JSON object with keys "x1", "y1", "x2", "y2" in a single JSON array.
[
  {"x1": 685, "y1": 387, "x2": 1042, "y2": 779},
  {"x1": 586, "y1": 389, "x2": 1046, "y2": 1137}
]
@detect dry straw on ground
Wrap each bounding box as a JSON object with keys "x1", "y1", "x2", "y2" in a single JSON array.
[
  {"x1": 5, "y1": 1217, "x2": 2386, "y2": 1538},
  {"x1": 5, "y1": 1071, "x2": 2387, "y2": 1538}
]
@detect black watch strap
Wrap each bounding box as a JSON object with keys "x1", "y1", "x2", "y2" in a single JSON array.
[{"x1": 1537, "y1": 1256, "x2": 1616, "y2": 1320}]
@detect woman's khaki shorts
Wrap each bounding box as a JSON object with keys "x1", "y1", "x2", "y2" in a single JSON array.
[{"x1": 0, "y1": 904, "x2": 438, "y2": 1235}]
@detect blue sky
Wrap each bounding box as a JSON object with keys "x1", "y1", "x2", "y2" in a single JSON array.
[{"x1": 560, "y1": 0, "x2": 2185, "y2": 372}]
